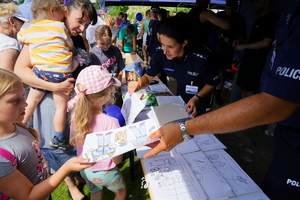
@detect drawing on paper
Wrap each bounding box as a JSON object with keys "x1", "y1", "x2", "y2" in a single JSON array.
[
  {"x1": 85, "y1": 132, "x2": 117, "y2": 161},
  {"x1": 204, "y1": 150, "x2": 262, "y2": 195},
  {"x1": 83, "y1": 118, "x2": 158, "y2": 162},
  {"x1": 115, "y1": 130, "x2": 127, "y2": 146},
  {"x1": 143, "y1": 154, "x2": 208, "y2": 200},
  {"x1": 130, "y1": 122, "x2": 155, "y2": 146}
]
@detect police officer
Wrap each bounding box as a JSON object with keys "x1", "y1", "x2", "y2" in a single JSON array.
[
  {"x1": 144, "y1": 1, "x2": 300, "y2": 199},
  {"x1": 128, "y1": 14, "x2": 220, "y2": 117}
]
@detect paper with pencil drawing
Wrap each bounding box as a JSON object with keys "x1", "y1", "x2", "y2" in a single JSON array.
[
  {"x1": 83, "y1": 96, "x2": 191, "y2": 163},
  {"x1": 143, "y1": 153, "x2": 208, "y2": 200},
  {"x1": 83, "y1": 118, "x2": 159, "y2": 163}
]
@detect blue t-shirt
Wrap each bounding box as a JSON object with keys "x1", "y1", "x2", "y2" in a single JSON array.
[
  {"x1": 146, "y1": 45, "x2": 220, "y2": 103},
  {"x1": 260, "y1": 1, "x2": 300, "y2": 128}
]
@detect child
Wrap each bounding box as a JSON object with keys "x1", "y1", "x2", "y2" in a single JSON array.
[
  {"x1": 89, "y1": 25, "x2": 125, "y2": 82},
  {"x1": 118, "y1": 23, "x2": 138, "y2": 55},
  {"x1": 0, "y1": 68, "x2": 95, "y2": 200},
  {"x1": 17, "y1": 0, "x2": 78, "y2": 150},
  {"x1": 89, "y1": 25, "x2": 125, "y2": 107},
  {"x1": 69, "y1": 65, "x2": 127, "y2": 200}
]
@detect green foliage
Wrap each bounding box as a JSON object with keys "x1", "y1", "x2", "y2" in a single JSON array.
[
  {"x1": 104, "y1": 6, "x2": 191, "y2": 21},
  {"x1": 107, "y1": 6, "x2": 129, "y2": 17}
]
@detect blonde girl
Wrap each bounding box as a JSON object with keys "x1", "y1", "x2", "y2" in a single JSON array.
[
  {"x1": 69, "y1": 65, "x2": 127, "y2": 200},
  {"x1": 0, "y1": 68, "x2": 94, "y2": 200}
]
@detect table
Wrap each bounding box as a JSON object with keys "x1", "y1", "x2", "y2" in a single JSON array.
[{"x1": 133, "y1": 87, "x2": 270, "y2": 200}]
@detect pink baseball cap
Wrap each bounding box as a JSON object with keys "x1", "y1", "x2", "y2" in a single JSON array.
[{"x1": 68, "y1": 65, "x2": 121, "y2": 111}]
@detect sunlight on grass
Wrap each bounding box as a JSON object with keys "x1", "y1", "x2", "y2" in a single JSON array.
[{"x1": 52, "y1": 154, "x2": 150, "y2": 200}]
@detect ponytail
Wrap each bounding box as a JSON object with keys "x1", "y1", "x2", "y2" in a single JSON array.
[{"x1": 16, "y1": 123, "x2": 39, "y2": 141}]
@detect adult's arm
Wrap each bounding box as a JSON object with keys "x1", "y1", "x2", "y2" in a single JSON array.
[
  {"x1": 139, "y1": 20, "x2": 145, "y2": 36},
  {"x1": 0, "y1": 48, "x2": 19, "y2": 72},
  {"x1": 118, "y1": 39, "x2": 123, "y2": 52},
  {"x1": 0, "y1": 157, "x2": 94, "y2": 200},
  {"x1": 200, "y1": 10, "x2": 230, "y2": 30},
  {"x1": 130, "y1": 35, "x2": 137, "y2": 55},
  {"x1": 144, "y1": 92, "x2": 299, "y2": 158},
  {"x1": 235, "y1": 38, "x2": 273, "y2": 51},
  {"x1": 127, "y1": 74, "x2": 154, "y2": 93},
  {"x1": 14, "y1": 44, "x2": 75, "y2": 96}
]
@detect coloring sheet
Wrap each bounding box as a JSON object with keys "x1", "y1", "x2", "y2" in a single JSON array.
[
  {"x1": 121, "y1": 92, "x2": 145, "y2": 125},
  {"x1": 183, "y1": 151, "x2": 234, "y2": 200},
  {"x1": 193, "y1": 134, "x2": 227, "y2": 151},
  {"x1": 204, "y1": 150, "x2": 262, "y2": 196},
  {"x1": 143, "y1": 153, "x2": 208, "y2": 200},
  {"x1": 83, "y1": 118, "x2": 159, "y2": 163},
  {"x1": 136, "y1": 145, "x2": 171, "y2": 159},
  {"x1": 228, "y1": 191, "x2": 269, "y2": 200},
  {"x1": 136, "y1": 139, "x2": 200, "y2": 159}
]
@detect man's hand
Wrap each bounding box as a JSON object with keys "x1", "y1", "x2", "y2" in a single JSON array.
[{"x1": 143, "y1": 122, "x2": 184, "y2": 158}]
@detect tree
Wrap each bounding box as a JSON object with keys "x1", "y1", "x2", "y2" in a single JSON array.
[{"x1": 107, "y1": 6, "x2": 129, "y2": 17}]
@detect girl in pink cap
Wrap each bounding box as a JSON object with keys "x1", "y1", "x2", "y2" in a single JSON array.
[{"x1": 69, "y1": 65, "x2": 127, "y2": 200}]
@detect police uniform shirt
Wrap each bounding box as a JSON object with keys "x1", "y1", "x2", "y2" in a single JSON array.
[
  {"x1": 261, "y1": 3, "x2": 300, "y2": 129},
  {"x1": 146, "y1": 45, "x2": 220, "y2": 103},
  {"x1": 259, "y1": 2, "x2": 300, "y2": 198}
]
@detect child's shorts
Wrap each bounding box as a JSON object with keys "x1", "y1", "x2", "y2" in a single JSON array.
[
  {"x1": 32, "y1": 67, "x2": 72, "y2": 93},
  {"x1": 80, "y1": 166, "x2": 126, "y2": 193}
]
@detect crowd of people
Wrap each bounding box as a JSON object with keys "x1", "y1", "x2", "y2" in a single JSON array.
[{"x1": 0, "y1": 0, "x2": 299, "y2": 199}]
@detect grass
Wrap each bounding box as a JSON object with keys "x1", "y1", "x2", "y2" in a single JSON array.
[{"x1": 52, "y1": 153, "x2": 150, "y2": 200}]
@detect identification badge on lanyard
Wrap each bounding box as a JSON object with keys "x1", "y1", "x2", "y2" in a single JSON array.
[{"x1": 185, "y1": 81, "x2": 198, "y2": 95}]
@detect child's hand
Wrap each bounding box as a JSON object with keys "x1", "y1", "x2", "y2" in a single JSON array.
[{"x1": 65, "y1": 157, "x2": 96, "y2": 172}]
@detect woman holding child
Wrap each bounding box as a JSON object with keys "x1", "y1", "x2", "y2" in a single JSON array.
[{"x1": 14, "y1": 0, "x2": 97, "y2": 199}]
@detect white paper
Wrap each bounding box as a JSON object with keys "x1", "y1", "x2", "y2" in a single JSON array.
[
  {"x1": 142, "y1": 153, "x2": 208, "y2": 200},
  {"x1": 204, "y1": 150, "x2": 262, "y2": 196},
  {"x1": 83, "y1": 118, "x2": 159, "y2": 162},
  {"x1": 121, "y1": 92, "x2": 145, "y2": 125},
  {"x1": 183, "y1": 151, "x2": 234, "y2": 200},
  {"x1": 156, "y1": 95, "x2": 186, "y2": 107},
  {"x1": 136, "y1": 139, "x2": 200, "y2": 159},
  {"x1": 153, "y1": 101, "x2": 191, "y2": 126},
  {"x1": 193, "y1": 134, "x2": 227, "y2": 151}
]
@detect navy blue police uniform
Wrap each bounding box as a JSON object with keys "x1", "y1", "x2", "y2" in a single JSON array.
[
  {"x1": 260, "y1": 1, "x2": 300, "y2": 199},
  {"x1": 146, "y1": 44, "x2": 220, "y2": 115}
]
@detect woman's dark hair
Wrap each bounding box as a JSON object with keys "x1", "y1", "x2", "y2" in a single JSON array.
[
  {"x1": 158, "y1": 12, "x2": 190, "y2": 45},
  {"x1": 66, "y1": 0, "x2": 97, "y2": 25},
  {"x1": 158, "y1": 8, "x2": 167, "y2": 21}
]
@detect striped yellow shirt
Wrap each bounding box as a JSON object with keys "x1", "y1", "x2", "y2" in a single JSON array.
[{"x1": 18, "y1": 20, "x2": 78, "y2": 73}]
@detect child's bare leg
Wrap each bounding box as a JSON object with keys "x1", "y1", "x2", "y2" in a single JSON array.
[
  {"x1": 114, "y1": 187, "x2": 127, "y2": 200},
  {"x1": 52, "y1": 91, "x2": 68, "y2": 133},
  {"x1": 50, "y1": 92, "x2": 69, "y2": 150},
  {"x1": 23, "y1": 88, "x2": 45, "y2": 124},
  {"x1": 91, "y1": 191, "x2": 103, "y2": 200},
  {"x1": 112, "y1": 154, "x2": 123, "y2": 165}
]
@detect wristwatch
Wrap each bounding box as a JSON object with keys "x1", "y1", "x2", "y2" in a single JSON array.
[
  {"x1": 179, "y1": 121, "x2": 194, "y2": 141},
  {"x1": 195, "y1": 94, "x2": 202, "y2": 103}
]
